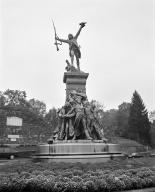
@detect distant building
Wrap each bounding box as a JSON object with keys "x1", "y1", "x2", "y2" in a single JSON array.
[{"x1": 149, "y1": 111, "x2": 155, "y2": 123}]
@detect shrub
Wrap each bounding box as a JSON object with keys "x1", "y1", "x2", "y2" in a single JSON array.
[
  {"x1": 72, "y1": 169, "x2": 84, "y2": 176},
  {"x1": 31, "y1": 170, "x2": 43, "y2": 175},
  {"x1": 117, "y1": 174, "x2": 134, "y2": 190},
  {"x1": 54, "y1": 181, "x2": 67, "y2": 192},
  {"x1": 83, "y1": 180, "x2": 95, "y2": 192},
  {"x1": 1, "y1": 162, "x2": 155, "y2": 192},
  {"x1": 105, "y1": 174, "x2": 126, "y2": 191},
  {"x1": 71, "y1": 176, "x2": 83, "y2": 182},
  {"x1": 60, "y1": 170, "x2": 73, "y2": 178},
  {"x1": 42, "y1": 170, "x2": 55, "y2": 176},
  {"x1": 20, "y1": 171, "x2": 31, "y2": 178},
  {"x1": 93, "y1": 179, "x2": 107, "y2": 192}
]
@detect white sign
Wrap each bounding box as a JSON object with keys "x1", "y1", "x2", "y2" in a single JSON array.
[
  {"x1": 6, "y1": 117, "x2": 23, "y2": 126},
  {"x1": 8, "y1": 135, "x2": 20, "y2": 139},
  {"x1": 149, "y1": 112, "x2": 155, "y2": 123},
  {"x1": 11, "y1": 138, "x2": 16, "y2": 141}
]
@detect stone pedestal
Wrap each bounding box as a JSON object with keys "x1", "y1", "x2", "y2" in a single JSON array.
[
  {"x1": 63, "y1": 71, "x2": 89, "y2": 99},
  {"x1": 34, "y1": 140, "x2": 124, "y2": 163}
]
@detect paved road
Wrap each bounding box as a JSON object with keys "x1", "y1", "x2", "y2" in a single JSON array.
[
  {"x1": 122, "y1": 187, "x2": 155, "y2": 192},
  {"x1": 0, "y1": 158, "x2": 30, "y2": 166}
]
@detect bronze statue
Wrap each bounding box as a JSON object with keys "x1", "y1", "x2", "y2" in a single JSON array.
[
  {"x1": 55, "y1": 90, "x2": 106, "y2": 141},
  {"x1": 68, "y1": 91, "x2": 92, "y2": 140},
  {"x1": 63, "y1": 102, "x2": 75, "y2": 140},
  {"x1": 83, "y1": 101, "x2": 105, "y2": 140},
  {"x1": 57, "y1": 102, "x2": 75, "y2": 140},
  {"x1": 52, "y1": 21, "x2": 106, "y2": 141},
  {"x1": 57, "y1": 106, "x2": 66, "y2": 140},
  {"x1": 55, "y1": 22, "x2": 86, "y2": 71}
]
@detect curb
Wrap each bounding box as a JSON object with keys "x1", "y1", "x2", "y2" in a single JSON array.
[{"x1": 121, "y1": 187, "x2": 155, "y2": 192}]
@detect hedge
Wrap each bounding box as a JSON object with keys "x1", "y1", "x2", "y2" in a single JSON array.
[{"x1": 0, "y1": 167, "x2": 155, "y2": 192}]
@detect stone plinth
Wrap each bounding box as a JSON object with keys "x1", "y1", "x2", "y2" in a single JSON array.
[
  {"x1": 34, "y1": 140, "x2": 124, "y2": 163},
  {"x1": 63, "y1": 72, "x2": 89, "y2": 99}
]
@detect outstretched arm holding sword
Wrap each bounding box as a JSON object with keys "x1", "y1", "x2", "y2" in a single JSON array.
[{"x1": 52, "y1": 21, "x2": 86, "y2": 71}]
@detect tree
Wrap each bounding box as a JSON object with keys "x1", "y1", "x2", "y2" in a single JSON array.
[
  {"x1": 0, "y1": 91, "x2": 6, "y2": 107},
  {"x1": 28, "y1": 99, "x2": 46, "y2": 117},
  {"x1": 128, "y1": 90, "x2": 151, "y2": 145},
  {"x1": 3, "y1": 89, "x2": 28, "y2": 107},
  {"x1": 101, "y1": 109, "x2": 118, "y2": 138},
  {"x1": 45, "y1": 108, "x2": 58, "y2": 133},
  {"x1": 116, "y1": 102, "x2": 131, "y2": 137}
]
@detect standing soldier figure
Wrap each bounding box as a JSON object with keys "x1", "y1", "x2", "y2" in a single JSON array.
[{"x1": 55, "y1": 22, "x2": 86, "y2": 71}]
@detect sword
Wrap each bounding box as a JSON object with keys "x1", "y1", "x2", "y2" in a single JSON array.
[{"x1": 52, "y1": 20, "x2": 61, "y2": 51}]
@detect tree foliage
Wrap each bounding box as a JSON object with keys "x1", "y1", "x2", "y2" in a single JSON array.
[
  {"x1": 101, "y1": 109, "x2": 118, "y2": 138},
  {"x1": 0, "y1": 89, "x2": 50, "y2": 142},
  {"x1": 100, "y1": 103, "x2": 130, "y2": 139},
  {"x1": 3, "y1": 89, "x2": 28, "y2": 107},
  {"x1": 116, "y1": 102, "x2": 131, "y2": 137},
  {"x1": 128, "y1": 90, "x2": 151, "y2": 145},
  {"x1": 45, "y1": 108, "x2": 58, "y2": 133},
  {"x1": 29, "y1": 98, "x2": 46, "y2": 117}
]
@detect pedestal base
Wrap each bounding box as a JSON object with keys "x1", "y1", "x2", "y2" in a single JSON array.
[
  {"x1": 33, "y1": 140, "x2": 124, "y2": 163},
  {"x1": 63, "y1": 71, "x2": 89, "y2": 99}
]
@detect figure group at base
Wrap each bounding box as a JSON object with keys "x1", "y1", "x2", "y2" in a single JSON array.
[
  {"x1": 54, "y1": 90, "x2": 105, "y2": 141},
  {"x1": 53, "y1": 21, "x2": 86, "y2": 71}
]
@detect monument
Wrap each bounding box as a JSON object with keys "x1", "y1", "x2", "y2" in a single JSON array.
[{"x1": 34, "y1": 22, "x2": 123, "y2": 163}]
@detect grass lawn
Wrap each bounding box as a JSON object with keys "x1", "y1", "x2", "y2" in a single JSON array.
[{"x1": 0, "y1": 156, "x2": 155, "y2": 173}]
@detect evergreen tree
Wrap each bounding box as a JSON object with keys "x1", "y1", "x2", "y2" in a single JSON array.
[{"x1": 128, "y1": 90, "x2": 151, "y2": 145}]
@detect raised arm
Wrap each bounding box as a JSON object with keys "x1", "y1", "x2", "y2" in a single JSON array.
[
  {"x1": 56, "y1": 37, "x2": 70, "y2": 44},
  {"x1": 74, "y1": 22, "x2": 86, "y2": 39}
]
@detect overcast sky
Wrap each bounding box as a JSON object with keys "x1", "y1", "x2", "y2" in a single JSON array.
[{"x1": 0, "y1": 0, "x2": 155, "y2": 112}]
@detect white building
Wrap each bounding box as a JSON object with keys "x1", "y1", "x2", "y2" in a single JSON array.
[{"x1": 149, "y1": 111, "x2": 155, "y2": 123}]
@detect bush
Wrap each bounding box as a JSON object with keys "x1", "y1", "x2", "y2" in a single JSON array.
[
  {"x1": 60, "y1": 170, "x2": 73, "y2": 178},
  {"x1": 71, "y1": 176, "x2": 83, "y2": 182},
  {"x1": 0, "y1": 162, "x2": 155, "y2": 192}
]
